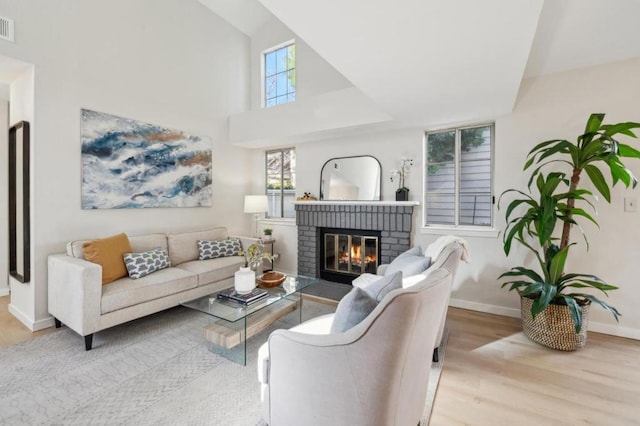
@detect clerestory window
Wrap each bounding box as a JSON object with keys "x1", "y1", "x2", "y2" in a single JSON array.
[{"x1": 264, "y1": 42, "x2": 296, "y2": 107}]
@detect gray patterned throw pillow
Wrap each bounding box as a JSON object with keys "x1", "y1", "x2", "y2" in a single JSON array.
[
  {"x1": 198, "y1": 238, "x2": 242, "y2": 260},
  {"x1": 123, "y1": 247, "x2": 170, "y2": 279}
]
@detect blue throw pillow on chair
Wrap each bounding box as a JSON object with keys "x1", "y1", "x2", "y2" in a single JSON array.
[
  {"x1": 330, "y1": 287, "x2": 378, "y2": 333},
  {"x1": 362, "y1": 270, "x2": 403, "y2": 302},
  {"x1": 384, "y1": 252, "x2": 430, "y2": 277}
]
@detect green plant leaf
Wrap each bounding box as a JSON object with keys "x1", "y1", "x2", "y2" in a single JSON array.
[
  {"x1": 568, "y1": 293, "x2": 621, "y2": 322},
  {"x1": 499, "y1": 267, "x2": 544, "y2": 283},
  {"x1": 600, "y1": 122, "x2": 640, "y2": 138},
  {"x1": 567, "y1": 208, "x2": 599, "y2": 227},
  {"x1": 584, "y1": 164, "x2": 611, "y2": 202},
  {"x1": 531, "y1": 283, "x2": 557, "y2": 316},
  {"x1": 559, "y1": 295, "x2": 583, "y2": 333},
  {"x1": 526, "y1": 139, "x2": 566, "y2": 162},
  {"x1": 548, "y1": 245, "x2": 570, "y2": 283},
  {"x1": 618, "y1": 143, "x2": 640, "y2": 158},
  {"x1": 585, "y1": 113, "x2": 605, "y2": 134}
]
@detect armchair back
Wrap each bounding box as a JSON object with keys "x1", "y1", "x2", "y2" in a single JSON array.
[{"x1": 266, "y1": 267, "x2": 451, "y2": 426}]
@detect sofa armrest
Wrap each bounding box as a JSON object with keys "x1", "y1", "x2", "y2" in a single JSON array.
[{"x1": 48, "y1": 254, "x2": 102, "y2": 336}]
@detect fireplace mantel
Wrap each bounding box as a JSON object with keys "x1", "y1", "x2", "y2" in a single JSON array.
[{"x1": 293, "y1": 200, "x2": 419, "y2": 206}]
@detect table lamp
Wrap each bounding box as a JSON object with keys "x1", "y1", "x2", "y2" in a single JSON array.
[{"x1": 244, "y1": 195, "x2": 269, "y2": 237}]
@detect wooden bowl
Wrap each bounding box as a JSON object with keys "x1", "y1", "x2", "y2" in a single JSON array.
[{"x1": 257, "y1": 271, "x2": 287, "y2": 288}]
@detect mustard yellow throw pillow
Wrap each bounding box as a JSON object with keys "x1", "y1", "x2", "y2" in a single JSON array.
[{"x1": 83, "y1": 233, "x2": 132, "y2": 285}]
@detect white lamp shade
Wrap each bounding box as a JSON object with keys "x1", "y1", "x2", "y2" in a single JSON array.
[{"x1": 244, "y1": 195, "x2": 269, "y2": 213}]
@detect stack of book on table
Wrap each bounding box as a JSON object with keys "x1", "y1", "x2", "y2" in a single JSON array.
[{"x1": 217, "y1": 287, "x2": 268, "y2": 305}]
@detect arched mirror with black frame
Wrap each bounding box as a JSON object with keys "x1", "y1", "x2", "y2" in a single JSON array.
[
  {"x1": 319, "y1": 155, "x2": 382, "y2": 201},
  {"x1": 9, "y1": 120, "x2": 30, "y2": 283}
]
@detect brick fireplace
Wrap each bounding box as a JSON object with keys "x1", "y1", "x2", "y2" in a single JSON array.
[{"x1": 295, "y1": 202, "x2": 417, "y2": 283}]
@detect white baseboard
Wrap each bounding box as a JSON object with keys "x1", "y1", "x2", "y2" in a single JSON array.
[
  {"x1": 449, "y1": 298, "x2": 640, "y2": 341},
  {"x1": 0, "y1": 287, "x2": 9, "y2": 297},
  {"x1": 8, "y1": 303, "x2": 34, "y2": 331},
  {"x1": 33, "y1": 316, "x2": 55, "y2": 331},
  {"x1": 8, "y1": 303, "x2": 55, "y2": 331},
  {"x1": 449, "y1": 298, "x2": 520, "y2": 318}
]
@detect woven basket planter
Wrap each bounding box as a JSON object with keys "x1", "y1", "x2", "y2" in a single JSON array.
[{"x1": 520, "y1": 295, "x2": 591, "y2": 351}]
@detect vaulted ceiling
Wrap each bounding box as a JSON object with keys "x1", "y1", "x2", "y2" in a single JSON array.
[{"x1": 201, "y1": 0, "x2": 640, "y2": 130}]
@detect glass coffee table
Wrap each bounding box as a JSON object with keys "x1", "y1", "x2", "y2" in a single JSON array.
[{"x1": 180, "y1": 274, "x2": 318, "y2": 365}]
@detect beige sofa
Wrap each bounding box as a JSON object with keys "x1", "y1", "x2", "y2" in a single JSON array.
[{"x1": 48, "y1": 227, "x2": 256, "y2": 350}]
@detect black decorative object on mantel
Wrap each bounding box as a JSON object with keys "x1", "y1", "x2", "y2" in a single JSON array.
[
  {"x1": 391, "y1": 157, "x2": 413, "y2": 202},
  {"x1": 395, "y1": 189, "x2": 409, "y2": 201}
]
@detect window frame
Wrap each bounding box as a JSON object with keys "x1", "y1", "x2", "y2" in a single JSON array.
[
  {"x1": 261, "y1": 40, "x2": 296, "y2": 108},
  {"x1": 265, "y1": 147, "x2": 296, "y2": 219},
  {"x1": 422, "y1": 122, "x2": 496, "y2": 232}
]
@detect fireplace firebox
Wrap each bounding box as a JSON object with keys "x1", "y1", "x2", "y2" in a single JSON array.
[{"x1": 320, "y1": 228, "x2": 381, "y2": 284}]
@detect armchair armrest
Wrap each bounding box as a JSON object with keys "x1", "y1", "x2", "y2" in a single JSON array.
[
  {"x1": 376, "y1": 264, "x2": 388, "y2": 276},
  {"x1": 47, "y1": 254, "x2": 102, "y2": 336}
]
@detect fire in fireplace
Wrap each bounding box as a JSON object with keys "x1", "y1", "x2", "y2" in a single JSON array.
[{"x1": 320, "y1": 228, "x2": 381, "y2": 284}]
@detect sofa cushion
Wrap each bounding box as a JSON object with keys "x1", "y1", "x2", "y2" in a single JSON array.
[
  {"x1": 167, "y1": 227, "x2": 229, "y2": 266},
  {"x1": 198, "y1": 238, "x2": 242, "y2": 260},
  {"x1": 124, "y1": 247, "x2": 171, "y2": 279},
  {"x1": 67, "y1": 233, "x2": 168, "y2": 260},
  {"x1": 330, "y1": 287, "x2": 378, "y2": 333},
  {"x1": 101, "y1": 267, "x2": 198, "y2": 314},
  {"x1": 83, "y1": 233, "x2": 132, "y2": 285},
  {"x1": 362, "y1": 271, "x2": 403, "y2": 302},
  {"x1": 129, "y1": 233, "x2": 168, "y2": 254},
  {"x1": 384, "y1": 252, "x2": 431, "y2": 278},
  {"x1": 177, "y1": 256, "x2": 245, "y2": 286}
]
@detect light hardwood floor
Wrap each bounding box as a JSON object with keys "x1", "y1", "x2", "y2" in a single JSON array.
[
  {"x1": 430, "y1": 308, "x2": 640, "y2": 425},
  {"x1": 2, "y1": 297, "x2": 639, "y2": 424},
  {"x1": 0, "y1": 296, "x2": 57, "y2": 349}
]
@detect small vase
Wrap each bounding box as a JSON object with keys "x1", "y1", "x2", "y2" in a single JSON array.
[
  {"x1": 234, "y1": 267, "x2": 255, "y2": 294},
  {"x1": 395, "y1": 189, "x2": 409, "y2": 201}
]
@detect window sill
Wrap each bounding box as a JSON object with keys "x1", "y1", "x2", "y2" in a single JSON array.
[
  {"x1": 259, "y1": 218, "x2": 297, "y2": 227},
  {"x1": 419, "y1": 226, "x2": 500, "y2": 239}
]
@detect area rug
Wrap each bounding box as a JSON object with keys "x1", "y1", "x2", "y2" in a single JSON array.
[{"x1": 0, "y1": 302, "x2": 447, "y2": 425}]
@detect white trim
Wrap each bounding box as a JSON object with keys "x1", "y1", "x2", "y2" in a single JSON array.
[
  {"x1": 449, "y1": 298, "x2": 640, "y2": 340},
  {"x1": 0, "y1": 287, "x2": 9, "y2": 297},
  {"x1": 449, "y1": 298, "x2": 520, "y2": 318},
  {"x1": 420, "y1": 226, "x2": 499, "y2": 238},
  {"x1": 292, "y1": 200, "x2": 419, "y2": 206},
  {"x1": 8, "y1": 302, "x2": 55, "y2": 331},
  {"x1": 33, "y1": 316, "x2": 55, "y2": 331},
  {"x1": 259, "y1": 218, "x2": 297, "y2": 227}
]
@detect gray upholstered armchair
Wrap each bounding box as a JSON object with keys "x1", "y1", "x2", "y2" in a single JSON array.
[
  {"x1": 257, "y1": 268, "x2": 451, "y2": 426},
  {"x1": 375, "y1": 236, "x2": 468, "y2": 362}
]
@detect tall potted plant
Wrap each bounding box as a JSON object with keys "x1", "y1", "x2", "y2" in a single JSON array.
[{"x1": 499, "y1": 113, "x2": 640, "y2": 350}]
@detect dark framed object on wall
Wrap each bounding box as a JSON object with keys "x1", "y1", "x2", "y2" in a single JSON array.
[{"x1": 9, "y1": 120, "x2": 30, "y2": 283}]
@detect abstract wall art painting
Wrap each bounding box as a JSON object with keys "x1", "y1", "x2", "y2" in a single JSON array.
[{"x1": 81, "y1": 109, "x2": 213, "y2": 209}]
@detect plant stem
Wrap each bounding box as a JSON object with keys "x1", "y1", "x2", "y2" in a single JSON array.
[{"x1": 560, "y1": 167, "x2": 582, "y2": 250}]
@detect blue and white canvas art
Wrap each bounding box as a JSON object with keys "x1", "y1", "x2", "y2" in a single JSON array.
[{"x1": 81, "y1": 109, "x2": 213, "y2": 209}]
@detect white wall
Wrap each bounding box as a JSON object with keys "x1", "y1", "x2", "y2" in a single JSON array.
[
  {"x1": 229, "y1": 17, "x2": 391, "y2": 147},
  {"x1": 0, "y1": 100, "x2": 7, "y2": 297},
  {"x1": 249, "y1": 17, "x2": 352, "y2": 109},
  {"x1": 269, "y1": 58, "x2": 640, "y2": 340},
  {"x1": 0, "y1": 0, "x2": 253, "y2": 329}
]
